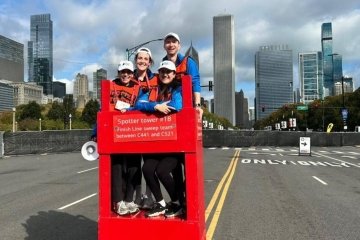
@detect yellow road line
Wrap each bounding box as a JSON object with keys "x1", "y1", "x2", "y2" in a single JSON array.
[
  {"x1": 206, "y1": 150, "x2": 240, "y2": 239},
  {"x1": 205, "y1": 149, "x2": 239, "y2": 221}
]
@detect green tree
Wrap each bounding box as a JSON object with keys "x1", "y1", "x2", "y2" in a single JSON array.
[
  {"x1": 47, "y1": 101, "x2": 65, "y2": 120},
  {"x1": 81, "y1": 99, "x2": 100, "y2": 126},
  {"x1": 63, "y1": 95, "x2": 76, "y2": 126},
  {"x1": 18, "y1": 101, "x2": 42, "y2": 121}
]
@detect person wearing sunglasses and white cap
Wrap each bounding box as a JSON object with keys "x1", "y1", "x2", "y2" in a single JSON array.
[
  {"x1": 162, "y1": 32, "x2": 202, "y2": 116},
  {"x1": 109, "y1": 60, "x2": 142, "y2": 216},
  {"x1": 133, "y1": 60, "x2": 184, "y2": 218}
]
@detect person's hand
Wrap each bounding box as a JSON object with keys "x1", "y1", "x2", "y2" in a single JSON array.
[
  {"x1": 154, "y1": 101, "x2": 175, "y2": 114},
  {"x1": 120, "y1": 108, "x2": 127, "y2": 113}
]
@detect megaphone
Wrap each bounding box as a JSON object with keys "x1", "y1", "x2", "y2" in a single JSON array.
[{"x1": 81, "y1": 141, "x2": 99, "y2": 161}]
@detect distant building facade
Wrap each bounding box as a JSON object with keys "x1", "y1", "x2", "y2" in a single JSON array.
[
  {"x1": 0, "y1": 35, "x2": 24, "y2": 82},
  {"x1": 235, "y1": 90, "x2": 249, "y2": 128},
  {"x1": 255, "y1": 45, "x2": 293, "y2": 120},
  {"x1": 2, "y1": 81, "x2": 43, "y2": 106},
  {"x1": 0, "y1": 81, "x2": 14, "y2": 111},
  {"x1": 73, "y1": 73, "x2": 89, "y2": 108},
  {"x1": 299, "y1": 51, "x2": 323, "y2": 104},
  {"x1": 213, "y1": 14, "x2": 235, "y2": 125},
  {"x1": 53, "y1": 81, "x2": 66, "y2": 99},
  {"x1": 28, "y1": 14, "x2": 53, "y2": 95},
  {"x1": 93, "y1": 68, "x2": 107, "y2": 100}
]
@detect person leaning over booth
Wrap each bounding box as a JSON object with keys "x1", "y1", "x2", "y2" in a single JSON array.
[
  {"x1": 162, "y1": 32, "x2": 203, "y2": 209},
  {"x1": 162, "y1": 32, "x2": 202, "y2": 115},
  {"x1": 132, "y1": 47, "x2": 158, "y2": 209},
  {"x1": 93, "y1": 60, "x2": 142, "y2": 215},
  {"x1": 132, "y1": 60, "x2": 184, "y2": 218}
]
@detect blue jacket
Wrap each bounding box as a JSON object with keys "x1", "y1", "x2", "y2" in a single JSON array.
[
  {"x1": 163, "y1": 53, "x2": 201, "y2": 93},
  {"x1": 133, "y1": 86, "x2": 183, "y2": 112}
]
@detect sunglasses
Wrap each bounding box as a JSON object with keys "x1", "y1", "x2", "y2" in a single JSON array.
[
  {"x1": 159, "y1": 69, "x2": 174, "y2": 75},
  {"x1": 120, "y1": 69, "x2": 133, "y2": 74}
]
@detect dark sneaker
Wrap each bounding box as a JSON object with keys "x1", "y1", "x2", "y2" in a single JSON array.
[
  {"x1": 165, "y1": 202, "x2": 183, "y2": 218},
  {"x1": 141, "y1": 196, "x2": 154, "y2": 210},
  {"x1": 145, "y1": 202, "x2": 166, "y2": 217}
]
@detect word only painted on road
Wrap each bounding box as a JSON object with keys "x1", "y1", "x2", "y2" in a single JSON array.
[{"x1": 241, "y1": 159, "x2": 356, "y2": 168}]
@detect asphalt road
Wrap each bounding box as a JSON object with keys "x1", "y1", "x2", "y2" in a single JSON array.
[{"x1": 0, "y1": 146, "x2": 359, "y2": 240}]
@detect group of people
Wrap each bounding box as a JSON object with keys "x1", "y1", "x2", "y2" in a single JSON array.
[{"x1": 92, "y1": 32, "x2": 202, "y2": 218}]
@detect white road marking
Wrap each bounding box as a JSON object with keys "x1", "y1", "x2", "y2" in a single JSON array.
[
  {"x1": 208, "y1": 147, "x2": 217, "y2": 150},
  {"x1": 341, "y1": 156, "x2": 357, "y2": 159},
  {"x1": 77, "y1": 167, "x2": 98, "y2": 174},
  {"x1": 332, "y1": 151, "x2": 344, "y2": 154},
  {"x1": 222, "y1": 147, "x2": 230, "y2": 150},
  {"x1": 58, "y1": 193, "x2": 97, "y2": 210},
  {"x1": 313, "y1": 152, "x2": 360, "y2": 168},
  {"x1": 312, "y1": 176, "x2": 328, "y2": 185}
]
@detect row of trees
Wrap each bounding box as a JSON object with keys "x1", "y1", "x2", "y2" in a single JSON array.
[
  {"x1": 0, "y1": 96, "x2": 99, "y2": 132},
  {"x1": 254, "y1": 87, "x2": 360, "y2": 132}
]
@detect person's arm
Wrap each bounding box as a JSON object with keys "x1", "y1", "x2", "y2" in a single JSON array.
[
  {"x1": 166, "y1": 86, "x2": 182, "y2": 111},
  {"x1": 90, "y1": 124, "x2": 97, "y2": 142},
  {"x1": 187, "y1": 57, "x2": 201, "y2": 105}
]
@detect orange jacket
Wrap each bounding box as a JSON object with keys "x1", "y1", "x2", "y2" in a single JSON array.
[{"x1": 109, "y1": 78, "x2": 140, "y2": 111}]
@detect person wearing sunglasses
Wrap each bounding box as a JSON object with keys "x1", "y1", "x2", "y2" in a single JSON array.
[{"x1": 133, "y1": 60, "x2": 184, "y2": 218}]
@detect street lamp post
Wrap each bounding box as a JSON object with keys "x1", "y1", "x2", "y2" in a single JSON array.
[
  {"x1": 126, "y1": 38, "x2": 163, "y2": 60},
  {"x1": 39, "y1": 118, "x2": 42, "y2": 131},
  {"x1": 12, "y1": 107, "x2": 16, "y2": 132},
  {"x1": 69, "y1": 114, "x2": 72, "y2": 130}
]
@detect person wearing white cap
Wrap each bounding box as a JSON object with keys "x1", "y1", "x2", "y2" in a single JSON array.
[
  {"x1": 163, "y1": 32, "x2": 202, "y2": 115},
  {"x1": 132, "y1": 47, "x2": 157, "y2": 209},
  {"x1": 110, "y1": 60, "x2": 142, "y2": 216},
  {"x1": 133, "y1": 61, "x2": 184, "y2": 217}
]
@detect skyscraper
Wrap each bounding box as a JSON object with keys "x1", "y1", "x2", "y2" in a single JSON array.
[
  {"x1": 299, "y1": 51, "x2": 323, "y2": 104},
  {"x1": 235, "y1": 90, "x2": 249, "y2": 128},
  {"x1": 321, "y1": 22, "x2": 333, "y2": 97},
  {"x1": 93, "y1": 68, "x2": 107, "y2": 100},
  {"x1": 28, "y1": 14, "x2": 53, "y2": 95},
  {"x1": 185, "y1": 42, "x2": 199, "y2": 69},
  {"x1": 213, "y1": 14, "x2": 235, "y2": 125},
  {"x1": 0, "y1": 35, "x2": 24, "y2": 82},
  {"x1": 255, "y1": 45, "x2": 293, "y2": 120}
]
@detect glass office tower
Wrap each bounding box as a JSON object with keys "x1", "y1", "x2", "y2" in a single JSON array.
[
  {"x1": 255, "y1": 45, "x2": 293, "y2": 120},
  {"x1": 299, "y1": 52, "x2": 323, "y2": 104},
  {"x1": 213, "y1": 14, "x2": 235, "y2": 125},
  {"x1": 28, "y1": 14, "x2": 53, "y2": 95},
  {"x1": 321, "y1": 22, "x2": 333, "y2": 97}
]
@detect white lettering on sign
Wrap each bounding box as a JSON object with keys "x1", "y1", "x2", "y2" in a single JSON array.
[{"x1": 240, "y1": 159, "x2": 356, "y2": 168}]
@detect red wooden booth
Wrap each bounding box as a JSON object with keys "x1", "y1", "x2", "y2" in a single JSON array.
[{"x1": 97, "y1": 75, "x2": 205, "y2": 240}]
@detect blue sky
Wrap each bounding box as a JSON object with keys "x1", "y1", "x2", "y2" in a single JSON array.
[{"x1": 1, "y1": 0, "x2": 360, "y2": 107}]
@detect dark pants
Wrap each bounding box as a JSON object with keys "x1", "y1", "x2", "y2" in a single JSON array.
[
  {"x1": 142, "y1": 154, "x2": 180, "y2": 202},
  {"x1": 111, "y1": 154, "x2": 141, "y2": 203}
]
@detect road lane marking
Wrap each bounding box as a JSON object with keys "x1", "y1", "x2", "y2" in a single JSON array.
[
  {"x1": 313, "y1": 152, "x2": 360, "y2": 168},
  {"x1": 77, "y1": 167, "x2": 98, "y2": 174},
  {"x1": 206, "y1": 150, "x2": 239, "y2": 240},
  {"x1": 312, "y1": 176, "x2": 328, "y2": 185},
  {"x1": 58, "y1": 193, "x2": 97, "y2": 210},
  {"x1": 205, "y1": 150, "x2": 239, "y2": 221}
]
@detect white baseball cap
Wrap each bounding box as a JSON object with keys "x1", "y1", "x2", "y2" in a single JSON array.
[
  {"x1": 164, "y1": 32, "x2": 180, "y2": 43},
  {"x1": 118, "y1": 60, "x2": 134, "y2": 72},
  {"x1": 136, "y1": 47, "x2": 152, "y2": 59},
  {"x1": 158, "y1": 60, "x2": 176, "y2": 71}
]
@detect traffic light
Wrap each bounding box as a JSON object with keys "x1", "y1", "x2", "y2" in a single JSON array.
[{"x1": 208, "y1": 81, "x2": 213, "y2": 91}]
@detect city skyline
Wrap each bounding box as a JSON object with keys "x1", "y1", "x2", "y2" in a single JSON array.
[{"x1": 1, "y1": 0, "x2": 360, "y2": 107}]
